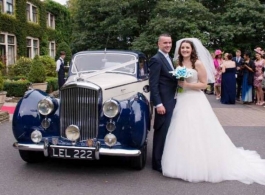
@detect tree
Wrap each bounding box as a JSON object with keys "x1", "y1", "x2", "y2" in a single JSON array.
[
  {"x1": 132, "y1": 0, "x2": 215, "y2": 56},
  {"x1": 71, "y1": 0, "x2": 157, "y2": 53},
  {"x1": 212, "y1": 0, "x2": 265, "y2": 52},
  {"x1": 56, "y1": 42, "x2": 72, "y2": 66}
]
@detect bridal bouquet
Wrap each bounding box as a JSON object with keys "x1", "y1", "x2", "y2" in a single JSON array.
[{"x1": 170, "y1": 66, "x2": 193, "y2": 93}]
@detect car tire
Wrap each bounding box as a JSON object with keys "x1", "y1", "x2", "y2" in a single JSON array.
[
  {"x1": 130, "y1": 143, "x2": 147, "y2": 170},
  {"x1": 19, "y1": 150, "x2": 45, "y2": 163}
]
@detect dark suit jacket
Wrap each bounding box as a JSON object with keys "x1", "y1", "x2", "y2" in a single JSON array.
[
  {"x1": 232, "y1": 56, "x2": 244, "y2": 77},
  {"x1": 149, "y1": 52, "x2": 178, "y2": 112}
]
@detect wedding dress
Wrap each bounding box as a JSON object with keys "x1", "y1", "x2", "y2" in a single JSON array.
[{"x1": 161, "y1": 68, "x2": 265, "y2": 185}]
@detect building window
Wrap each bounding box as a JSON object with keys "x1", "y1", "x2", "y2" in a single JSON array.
[
  {"x1": 0, "y1": 0, "x2": 3, "y2": 13},
  {"x1": 49, "y1": 41, "x2": 56, "y2": 58},
  {"x1": 47, "y1": 12, "x2": 55, "y2": 29},
  {"x1": 0, "y1": 0, "x2": 14, "y2": 14},
  {"x1": 26, "y1": 2, "x2": 38, "y2": 23},
  {"x1": 27, "y1": 37, "x2": 39, "y2": 59},
  {"x1": 0, "y1": 33, "x2": 16, "y2": 65}
]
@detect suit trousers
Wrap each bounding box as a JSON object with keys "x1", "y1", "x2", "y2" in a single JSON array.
[{"x1": 152, "y1": 108, "x2": 174, "y2": 170}]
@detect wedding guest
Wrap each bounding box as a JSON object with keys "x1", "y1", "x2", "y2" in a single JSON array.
[
  {"x1": 253, "y1": 47, "x2": 265, "y2": 105},
  {"x1": 56, "y1": 51, "x2": 66, "y2": 90},
  {"x1": 232, "y1": 50, "x2": 244, "y2": 101},
  {"x1": 221, "y1": 53, "x2": 236, "y2": 104},
  {"x1": 241, "y1": 51, "x2": 255, "y2": 104},
  {"x1": 224, "y1": 53, "x2": 229, "y2": 61},
  {"x1": 214, "y1": 49, "x2": 223, "y2": 100}
]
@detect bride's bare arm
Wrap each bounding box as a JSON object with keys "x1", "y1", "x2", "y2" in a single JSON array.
[{"x1": 179, "y1": 60, "x2": 208, "y2": 90}]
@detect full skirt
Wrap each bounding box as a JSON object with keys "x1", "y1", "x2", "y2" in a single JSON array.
[{"x1": 162, "y1": 89, "x2": 265, "y2": 185}]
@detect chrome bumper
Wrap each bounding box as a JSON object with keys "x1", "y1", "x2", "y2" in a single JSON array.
[{"x1": 13, "y1": 142, "x2": 141, "y2": 158}]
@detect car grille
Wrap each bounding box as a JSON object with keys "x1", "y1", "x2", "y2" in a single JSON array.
[{"x1": 60, "y1": 86, "x2": 100, "y2": 141}]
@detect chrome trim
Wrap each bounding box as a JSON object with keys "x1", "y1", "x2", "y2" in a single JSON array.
[
  {"x1": 99, "y1": 148, "x2": 141, "y2": 157},
  {"x1": 13, "y1": 142, "x2": 44, "y2": 151},
  {"x1": 62, "y1": 82, "x2": 101, "y2": 91},
  {"x1": 13, "y1": 142, "x2": 141, "y2": 157},
  {"x1": 50, "y1": 145, "x2": 96, "y2": 150},
  {"x1": 60, "y1": 85, "x2": 100, "y2": 141},
  {"x1": 43, "y1": 138, "x2": 49, "y2": 157}
]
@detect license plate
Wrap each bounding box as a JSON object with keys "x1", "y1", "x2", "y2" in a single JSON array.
[{"x1": 50, "y1": 146, "x2": 95, "y2": 160}]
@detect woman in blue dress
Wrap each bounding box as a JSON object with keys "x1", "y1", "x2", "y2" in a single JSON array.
[
  {"x1": 241, "y1": 51, "x2": 255, "y2": 103},
  {"x1": 221, "y1": 53, "x2": 236, "y2": 104}
]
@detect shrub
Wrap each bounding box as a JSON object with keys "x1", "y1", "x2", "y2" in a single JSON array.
[
  {"x1": 46, "y1": 77, "x2": 58, "y2": 93},
  {"x1": 7, "y1": 64, "x2": 15, "y2": 78},
  {"x1": 56, "y1": 41, "x2": 72, "y2": 66},
  {"x1": 0, "y1": 71, "x2": 3, "y2": 91},
  {"x1": 39, "y1": 55, "x2": 56, "y2": 77},
  {"x1": 3, "y1": 79, "x2": 30, "y2": 97},
  {"x1": 0, "y1": 61, "x2": 7, "y2": 75},
  {"x1": 27, "y1": 56, "x2": 46, "y2": 83},
  {"x1": 12, "y1": 57, "x2": 33, "y2": 77}
]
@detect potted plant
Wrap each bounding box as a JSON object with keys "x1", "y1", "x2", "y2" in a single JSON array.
[
  {"x1": 27, "y1": 56, "x2": 47, "y2": 91},
  {"x1": 0, "y1": 70, "x2": 7, "y2": 110}
]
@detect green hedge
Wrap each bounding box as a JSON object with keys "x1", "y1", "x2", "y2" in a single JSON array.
[
  {"x1": 3, "y1": 79, "x2": 30, "y2": 97},
  {"x1": 3, "y1": 77, "x2": 58, "y2": 97},
  {"x1": 46, "y1": 77, "x2": 58, "y2": 93}
]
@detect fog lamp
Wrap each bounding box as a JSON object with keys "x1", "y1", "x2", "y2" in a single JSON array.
[
  {"x1": 31, "y1": 130, "x2": 42, "y2": 143},
  {"x1": 41, "y1": 118, "x2": 51, "y2": 129},
  {"x1": 106, "y1": 121, "x2": 116, "y2": 132},
  {"x1": 104, "y1": 133, "x2": 117, "y2": 147},
  {"x1": 65, "y1": 125, "x2": 80, "y2": 141}
]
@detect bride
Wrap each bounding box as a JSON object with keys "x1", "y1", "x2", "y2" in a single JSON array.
[{"x1": 161, "y1": 38, "x2": 265, "y2": 185}]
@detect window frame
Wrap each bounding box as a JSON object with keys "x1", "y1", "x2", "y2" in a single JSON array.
[
  {"x1": 0, "y1": 0, "x2": 15, "y2": 15},
  {"x1": 26, "y1": 2, "x2": 38, "y2": 23},
  {"x1": 26, "y1": 37, "x2": 39, "y2": 59},
  {"x1": 47, "y1": 12, "x2": 55, "y2": 29},
  {"x1": 49, "y1": 41, "x2": 56, "y2": 58},
  {"x1": 0, "y1": 32, "x2": 17, "y2": 66}
]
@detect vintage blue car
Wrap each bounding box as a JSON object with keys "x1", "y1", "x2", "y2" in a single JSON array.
[{"x1": 12, "y1": 50, "x2": 151, "y2": 170}]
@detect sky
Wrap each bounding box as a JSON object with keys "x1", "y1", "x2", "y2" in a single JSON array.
[{"x1": 52, "y1": 0, "x2": 67, "y2": 5}]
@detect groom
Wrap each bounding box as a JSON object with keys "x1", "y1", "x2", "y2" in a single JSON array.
[{"x1": 149, "y1": 34, "x2": 178, "y2": 173}]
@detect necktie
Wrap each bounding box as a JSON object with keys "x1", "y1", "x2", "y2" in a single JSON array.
[{"x1": 166, "y1": 55, "x2": 174, "y2": 70}]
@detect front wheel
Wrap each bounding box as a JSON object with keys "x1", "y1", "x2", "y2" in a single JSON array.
[
  {"x1": 130, "y1": 144, "x2": 147, "y2": 170},
  {"x1": 19, "y1": 150, "x2": 45, "y2": 163}
]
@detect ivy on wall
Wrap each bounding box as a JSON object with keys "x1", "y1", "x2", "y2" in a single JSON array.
[{"x1": 0, "y1": 0, "x2": 71, "y2": 59}]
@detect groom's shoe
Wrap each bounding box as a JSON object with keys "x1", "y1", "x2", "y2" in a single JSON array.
[{"x1": 152, "y1": 167, "x2": 162, "y2": 173}]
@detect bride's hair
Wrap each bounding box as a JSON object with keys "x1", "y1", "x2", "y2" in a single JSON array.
[{"x1": 178, "y1": 40, "x2": 198, "y2": 69}]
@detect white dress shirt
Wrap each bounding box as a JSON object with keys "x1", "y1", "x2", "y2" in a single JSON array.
[
  {"x1": 56, "y1": 57, "x2": 64, "y2": 72},
  {"x1": 159, "y1": 49, "x2": 174, "y2": 70}
]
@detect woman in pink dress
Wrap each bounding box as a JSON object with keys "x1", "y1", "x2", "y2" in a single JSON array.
[
  {"x1": 213, "y1": 50, "x2": 223, "y2": 100},
  {"x1": 253, "y1": 47, "x2": 265, "y2": 105}
]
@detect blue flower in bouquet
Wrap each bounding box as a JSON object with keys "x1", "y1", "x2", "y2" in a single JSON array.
[{"x1": 169, "y1": 66, "x2": 193, "y2": 93}]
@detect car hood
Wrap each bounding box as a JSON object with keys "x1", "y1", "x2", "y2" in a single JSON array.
[{"x1": 66, "y1": 73, "x2": 137, "y2": 90}]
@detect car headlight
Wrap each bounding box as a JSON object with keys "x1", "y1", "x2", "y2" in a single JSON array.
[
  {"x1": 103, "y1": 99, "x2": 120, "y2": 118},
  {"x1": 31, "y1": 130, "x2": 42, "y2": 143},
  {"x1": 65, "y1": 125, "x2": 80, "y2": 141},
  {"x1": 38, "y1": 98, "x2": 54, "y2": 116}
]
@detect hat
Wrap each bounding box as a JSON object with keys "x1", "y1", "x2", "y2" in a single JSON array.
[
  {"x1": 214, "y1": 49, "x2": 223, "y2": 56},
  {"x1": 254, "y1": 47, "x2": 264, "y2": 56}
]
